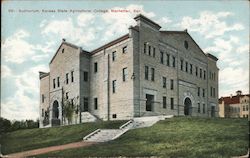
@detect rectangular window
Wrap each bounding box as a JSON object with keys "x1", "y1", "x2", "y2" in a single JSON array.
[
  {"x1": 153, "y1": 47, "x2": 156, "y2": 57},
  {"x1": 163, "y1": 77, "x2": 166, "y2": 88},
  {"x1": 198, "y1": 103, "x2": 200, "y2": 113},
  {"x1": 204, "y1": 70, "x2": 206, "y2": 80},
  {"x1": 210, "y1": 86, "x2": 213, "y2": 97},
  {"x1": 66, "y1": 73, "x2": 69, "y2": 84},
  {"x1": 185, "y1": 62, "x2": 188, "y2": 72},
  {"x1": 148, "y1": 45, "x2": 151, "y2": 56},
  {"x1": 144, "y1": 43, "x2": 147, "y2": 54},
  {"x1": 190, "y1": 64, "x2": 193, "y2": 74},
  {"x1": 42, "y1": 94, "x2": 45, "y2": 103},
  {"x1": 160, "y1": 52, "x2": 164, "y2": 64},
  {"x1": 112, "y1": 80, "x2": 116, "y2": 93},
  {"x1": 66, "y1": 92, "x2": 69, "y2": 99},
  {"x1": 203, "y1": 104, "x2": 205, "y2": 113},
  {"x1": 122, "y1": 46, "x2": 127, "y2": 53},
  {"x1": 53, "y1": 79, "x2": 56, "y2": 89},
  {"x1": 112, "y1": 51, "x2": 116, "y2": 61},
  {"x1": 42, "y1": 109, "x2": 44, "y2": 117},
  {"x1": 198, "y1": 87, "x2": 200, "y2": 96},
  {"x1": 172, "y1": 56, "x2": 176, "y2": 68},
  {"x1": 196, "y1": 66, "x2": 198, "y2": 76},
  {"x1": 57, "y1": 77, "x2": 60, "y2": 87},
  {"x1": 243, "y1": 106, "x2": 245, "y2": 111},
  {"x1": 163, "y1": 96, "x2": 167, "y2": 109},
  {"x1": 83, "y1": 97, "x2": 88, "y2": 112},
  {"x1": 213, "y1": 88, "x2": 216, "y2": 98},
  {"x1": 145, "y1": 66, "x2": 149, "y2": 80},
  {"x1": 180, "y1": 59, "x2": 183, "y2": 71},
  {"x1": 94, "y1": 98, "x2": 98, "y2": 110},
  {"x1": 84, "y1": 71, "x2": 88, "y2": 82},
  {"x1": 202, "y1": 89, "x2": 205, "y2": 97},
  {"x1": 166, "y1": 54, "x2": 170, "y2": 66},
  {"x1": 71, "y1": 71, "x2": 74, "y2": 82},
  {"x1": 94, "y1": 62, "x2": 98, "y2": 73},
  {"x1": 200, "y1": 68, "x2": 202, "y2": 78},
  {"x1": 123, "y1": 67, "x2": 128, "y2": 81},
  {"x1": 112, "y1": 114, "x2": 117, "y2": 118},
  {"x1": 151, "y1": 68, "x2": 155, "y2": 81},
  {"x1": 170, "y1": 79, "x2": 174, "y2": 90},
  {"x1": 171, "y1": 98, "x2": 174, "y2": 109}
]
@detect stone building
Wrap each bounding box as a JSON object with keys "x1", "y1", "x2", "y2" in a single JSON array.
[
  {"x1": 219, "y1": 90, "x2": 249, "y2": 118},
  {"x1": 39, "y1": 14, "x2": 219, "y2": 127}
]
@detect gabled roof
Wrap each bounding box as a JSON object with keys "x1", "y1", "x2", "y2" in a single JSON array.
[
  {"x1": 49, "y1": 41, "x2": 89, "y2": 64},
  {"x1": 219, "y1": 94, "x2": 250, "y2": 104},
  {"x1": 91, "y1": 34, "x2": 129, "y2": 54},
  {"x1": 39, "y1": 71, "x2": 49, "y2": 79},
  {"x1": 134, "y1": 14, "x2": 161, "y2": 30},
  {"x1": 160, "y1": 30, "x2": 218, "y2": 60}
]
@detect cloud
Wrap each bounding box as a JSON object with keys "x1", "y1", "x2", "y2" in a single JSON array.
[
  {"x1": 101, "y1": 4, "x2": 156, "y2": 41},
  {"x1": 2, "y1": 65, "x2": 49, "y2": 120},
  {"x1": 156, "y1": 17, "x2": 172, "y2": 26},
  {"x1": 41, "y1": 17, "x2": 95, "y2": 46},
  {"x1": 77, "y1": 13, "x2": 95, "y2": 27},
  {"x1": 178, "y1": 11, "x2": 244, "y2": 39},
  {"x1": 236, "y1": 45, "x2": 249, "y2": 54},
  {"x1": 1, "y1": 65, "x2": 12, "y2": 78}
]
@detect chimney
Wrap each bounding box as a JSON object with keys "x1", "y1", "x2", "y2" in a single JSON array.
[
  {"x1": 62, "y1": 38, "x2": 66, "y2": 42},
  {"x1": 184, "y1": 29, "x2": 188, "y2": 32}
]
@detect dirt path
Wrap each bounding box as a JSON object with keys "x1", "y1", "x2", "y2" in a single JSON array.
[{"x1": 4, "y1": 141, "x2": 96, "y2": 158}]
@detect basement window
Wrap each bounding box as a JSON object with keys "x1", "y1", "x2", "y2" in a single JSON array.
[{"x1": 112, "y1": 114, "x2": 117, "y2": 118}]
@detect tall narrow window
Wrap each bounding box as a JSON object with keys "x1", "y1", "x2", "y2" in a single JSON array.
[
  {"x1": 144, "y1": 43, "x2": 147, "y2": 54},
  {"x1": 170, "y1": 79, "x2": 174, "y2": 90},
  {"x1": 160, "y1": 52, "x2": 164, "y2": 64},
  {"x1": 198, "y1": 103, "x2": 200, "y2": 113},
  {"x1": 112, "y1": 51, "x2": 116, "y2": 61},
  {"x1": 204, "y1": 70, "x2": 206, "y2": 80},
  {"x1": 84, "y1": 71, "x2": 88, "y2": 82},
  {"x1": 42, "y1": 94, "x2": 45, "y2": 103},
  {"x1": 200, "y1": 68, "x2": 202, "y2": 78},
  {"x1": 83, "y1": 97, "x2": 88, "y2": 112},
  {"x1": 198, "y1": 87, "x2": 200, "y2": 96},
  {"x1": 185, "y1": 62, "x2": 188, "y2": 72},
  {"x1": 151, "y1": 68, "x2": 155, "y2": 81},
  {"x1": 122, "y1": 46, "x2": 127, "y2": 53},
  {"x1": 180, "y1": 59, "x2": 183, "y2": 71},
  {"x1": 210, "y1": 86, "x2": 213, "y2": 97},
  {"x1": 123, "y1": 67, "x2": 128, "y2": 81},
  {"x1": 66, "y1": 73, "x2": 69, "y2": 84},
  {"x1": 203, "y1": 89, "x2": 205, "y2": 97},
  {"x1": 66, "y1": 92, "x2": 69, "y2": 99},
  {"x1": 190, "y1": 64, "x2": 193, "y2": 74},
  {"x1": 203, "y1": 104, "x2": 205, "y2": 113},
  {"x1": 171, "y1": 98, "x2": 174, "y2": 109},
  {"x1": 163, "y1": 77, "x2": 166, "y2": 88},
  {"x1": 42, "y1": 109, "x2": 44, "y2": 117},
  {"x1": 71, "y1": 71, "x2": 74, "y2": 82},
  {"x1": 145, "y1": 66, "x2": 149, "y2": 80},
  {"x1": 53, "y1": 79, "x2": 56, "y2": 89},
  {"x1": 112, "y1": 80, "x2": 116, "y2": 93},
  {"x1": 57, "y1": 77, "x2": 60, "y2": 87},
  {"x1": 195, "y1": 66, "x2": 198, "y2": 76},
  {"x1": 163, "y1": 96, "x2": 167, "y2": 109},
  {"x1": 172, "y1": 56, "x2": 176, "y2": 68},
  {"x1": 153, "y1": 47, "x2": 156, "y2": 57},
  {"x1": 94, "y1": 62, "x2": 98, "y2": 73},
  {"x1": 166, "y1": 54, "x2": 170, "y2": 66},
  {"x1": 148, "y1": 45, "x2": 151, "y2": 56},
  {"x1": 94, "y1": 98, "x2": 98, "y2": 110}
]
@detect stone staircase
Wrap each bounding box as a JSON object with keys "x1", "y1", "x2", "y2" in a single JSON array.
[
  {"x1": 81, "y1": 112, "x2": 97, "y2": 123},
  {"x1": 83, "y1": 115, "x2": 173, "y2": 142}
]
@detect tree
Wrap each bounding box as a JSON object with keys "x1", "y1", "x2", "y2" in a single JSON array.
[{"x1": 62, "y1": 98, "x2": 76, "y2": 125}]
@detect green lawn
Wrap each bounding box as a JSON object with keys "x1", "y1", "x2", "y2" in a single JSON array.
[
  {"x1": 0, "y1": 120, "x2": 126, "y2": 154},
  {"x1": 36, "y1": 117, "x2": 248, "y2": 158}
]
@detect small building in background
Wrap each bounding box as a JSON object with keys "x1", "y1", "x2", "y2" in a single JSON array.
[{"x1": 219, "y1": 90, "x2": 249, "y2": 118}]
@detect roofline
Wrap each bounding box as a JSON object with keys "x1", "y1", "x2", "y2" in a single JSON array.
[
  {"x1": 39, "y1": 71, "x2": 49, "y2": 79},
  {"x1": 134, "y1": 14, "x2": 161, "y2": 30},
  {"x1": 206, "y1": 53, "x2": 218, "y2": 61},
  {"x1": 91, "y1": 34, "x2": 129, "y2": 54}
]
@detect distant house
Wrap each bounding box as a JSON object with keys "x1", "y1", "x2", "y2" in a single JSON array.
[
  {"x1": 219, "y1": 90, "x2": 249, "y2": 118},
  {"x1": 39, "y1": 14, "x2": 219, "y2": 128}
]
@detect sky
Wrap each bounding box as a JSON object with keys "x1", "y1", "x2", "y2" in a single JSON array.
[{"x1": 1, "y1": 0, "x2": 249, "y2": 121}]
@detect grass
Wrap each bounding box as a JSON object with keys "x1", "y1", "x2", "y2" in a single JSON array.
[
  {"x1": 36, "y1": 117, "x2": 248, "y2": 158},
  {"x1": 0, "y1": 120, "x2": 126, "y2": 155}
]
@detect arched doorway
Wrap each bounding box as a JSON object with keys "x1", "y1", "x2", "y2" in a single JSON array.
[
  {"x1": 52, "y1": 100, "x2": 59, "y2": 119},
  {"x1": 184, "y1": 97, "x2": 192, "y2": 116}
]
